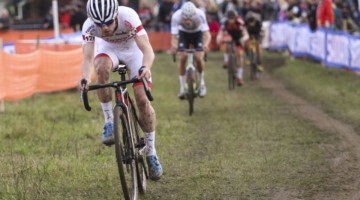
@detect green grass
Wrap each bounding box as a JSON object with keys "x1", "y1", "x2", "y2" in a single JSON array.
[{"x1": 0, "y1": 52, "x2": 353, "y2": 199}]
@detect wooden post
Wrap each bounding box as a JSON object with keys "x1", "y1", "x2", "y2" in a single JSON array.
[{"x1": 0, "y1": 38, "x2": 4, "y2": 113}]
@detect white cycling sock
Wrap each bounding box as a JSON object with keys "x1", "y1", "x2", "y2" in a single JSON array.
[
  {"x1": 199, "y1": 72, "x2": 205, "y2": 85},
  {"x1": 224, "y1": 53, "x2": 229, "y2": 63},
  {"x1": 179, "y1": 75, "x2": 186, "y2": 93},
  {"x1": 145, "y1": 131, "x2": 156, "y2": 156},
  {"x1": 237, "y1": 68, "x2": 243, "y2": 79},
  {"x1": 101, "y1": 101, "x2": 113, "y2": 124}
]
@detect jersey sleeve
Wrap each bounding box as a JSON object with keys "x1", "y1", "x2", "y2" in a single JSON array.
[
  {"x1": 81, "y1": 18, "x2": 96, "y2": 45},
  {"x1": 124, "y1": 7, "x2": 147, "y2": 36},
  {"x1": 199, "y1": 10, "x2": 210, "y2": 32},
  {"x1": 171, "y1": 10, "x2": 181, "y2": 35}
]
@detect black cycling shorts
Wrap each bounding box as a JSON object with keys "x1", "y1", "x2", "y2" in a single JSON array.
[{"x1": 178, "y1": 31, "x2": 203, "y2": 51}]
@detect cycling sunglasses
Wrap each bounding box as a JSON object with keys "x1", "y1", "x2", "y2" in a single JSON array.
[{"x1": 95, "y1": 18, "x2": 115, "y2": 27}]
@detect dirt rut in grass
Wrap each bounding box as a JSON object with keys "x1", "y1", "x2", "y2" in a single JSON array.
[{"x1": 257, "y1": 70, "x2": 360, "y2": 200}]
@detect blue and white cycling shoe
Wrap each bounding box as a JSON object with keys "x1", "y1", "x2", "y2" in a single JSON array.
[
  {"x1": 101, "y1": 122, "x2": 114, "y2": 146},
  {"x1": 146, "y1": 155, "x2": 163, "y2": 180}
]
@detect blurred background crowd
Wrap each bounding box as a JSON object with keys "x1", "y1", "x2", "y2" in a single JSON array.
[{"x1": 0, "y1": 0, "x2": 359, "y2": 36}]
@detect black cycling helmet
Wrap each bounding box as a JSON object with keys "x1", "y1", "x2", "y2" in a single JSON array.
[{"x1": 226, "y1": 10, "x2": 236, "y2": 19}]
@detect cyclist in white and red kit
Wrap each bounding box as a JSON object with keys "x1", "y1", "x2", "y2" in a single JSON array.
[
  {"x1": 171, "y1": 1, "x2": 211, "y2": 99},
  {"x1": 78, "y1": 0, "x2": 162, "y2": 181}
]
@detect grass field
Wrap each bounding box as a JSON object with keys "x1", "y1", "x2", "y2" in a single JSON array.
[{"x1": 0, "y1": 51, "x2": 359, "y2": 199}]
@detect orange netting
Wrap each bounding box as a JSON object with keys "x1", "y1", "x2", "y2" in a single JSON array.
[{"x1": 0, "y1": 32, "x2": 175, "y2": 101}]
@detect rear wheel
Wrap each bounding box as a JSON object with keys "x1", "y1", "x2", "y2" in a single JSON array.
[
  {"x1": 113, "y1": 106, "x2": 138, "y2": 200},
  {"x1": 186, "y1": 68, "x2": 195, "y2": 115}
]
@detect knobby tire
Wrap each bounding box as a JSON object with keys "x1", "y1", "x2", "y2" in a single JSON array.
[
  {"x1": 128, "y1": 98, "x2": 147, "y2": 194},
  {"x1": 113, "y1": 106, "x2": 138, "y2": 200},
  {"x1": 187, "y1": 68, "x2": 195, "y2": 116}
]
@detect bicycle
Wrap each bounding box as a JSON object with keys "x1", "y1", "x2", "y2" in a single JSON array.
[
  {"x1": 81, "y1": 65, "x2": 153, "y2": 200},
  {"x1": 173, "y1": 49, "x2": 206, "y2": 116},
  {"x1": 246, "y1": 38, "x2": 259, "y2": 80},
  {"x1": 224, "y1": 39, "x2": 238, "y2": 90}
]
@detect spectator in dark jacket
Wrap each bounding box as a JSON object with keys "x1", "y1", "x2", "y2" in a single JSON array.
[
  {"x1": 157, "y1": 0, "x2": 174, "y2": 32},
  {"x1": 307, "y1": 0, "x2": 319, "y2": 31},
  {"x1": 70, "y1": 4, "x2": 87, "y2": 32}
]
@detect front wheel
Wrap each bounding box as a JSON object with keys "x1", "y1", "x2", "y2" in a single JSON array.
[
  {"x1": 113, "y1": 106, "x2": 138, "y2": 200},
  {"x1": 186, "y1": 68, "x2": 195, "y2": 116},
  {"x1": 128, "y1": 98, "x2": 148, "y2": 194}
]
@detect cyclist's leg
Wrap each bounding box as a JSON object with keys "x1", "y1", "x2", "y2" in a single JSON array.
[
  {"x1": 236, "y1": 45, "x2": 244, "y2": 86},
  {"x1": 133, "y1": 85, "x2": 162, "y2": 180},
  {"x1": 255, "y1": 36, "x2": 264, "y2": 72},
  {"x1": 123, "y1": 49, "x2": 162, "y2": 181},
  {"x1": 193, "y1": 31, "x2": 206, "y2": 96},
  {"x1": 178, "y1": 51, "x2": 187, "y2": 98},
  {"x1": 94, "y1": 42, "x2": 119, "y2": 145},
  {"x1": 178, "y1": 31, "x2": 189, "y2": 99}
]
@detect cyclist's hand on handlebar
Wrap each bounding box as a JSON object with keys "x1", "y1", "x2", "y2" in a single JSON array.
[
  {"x1": 78, "y1": 78, "x2": 91, "y2": 92},
  {"x1": 203, "y1": 45, "x2": 210, "y2": 53},
  {"x1": 139, "y1": 66, "x2": 151, "y2": 80},
  {"x1": 170, "y1": 46, "x2": 177, "y2": 54}
]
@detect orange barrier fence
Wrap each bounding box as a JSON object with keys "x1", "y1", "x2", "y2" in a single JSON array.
[
  {"x1": 0, "y1": 31, "x2": 202, "y2": 101},
  {"x1": 0, "y1": 48, "x2": 83, "y2": 101},
  {"x1": 15, "y1": 42, "x2": 82, "y2": 54},
  {"x1": 0, "y1": 29, "x2": 74, "y2": 43}
]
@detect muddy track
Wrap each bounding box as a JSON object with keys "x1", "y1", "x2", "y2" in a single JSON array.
[{"x1": 257, "y1": 64, "x2": 360, "y2": 199}]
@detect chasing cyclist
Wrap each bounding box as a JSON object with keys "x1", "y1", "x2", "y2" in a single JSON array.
[
  {"x1": 244, "y1": 1, "x2": 263, "y2": 72},
  {"x1": 170, "y1": 1, "x2": 211, "y2": 99},
  {"x1": 216, "y1": 10, "x2": 249, "y2": 86},
  {"x1": 78, "y1": 0, "x2": 162, "y2": 180}
]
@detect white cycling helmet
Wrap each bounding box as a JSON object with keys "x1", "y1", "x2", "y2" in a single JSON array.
[
  {"x1": 181, "y1": 2, "x2": 197, "y2": 19},
  {"x1": 87, "y1": 0, "x2": 118, "y2": 24}
]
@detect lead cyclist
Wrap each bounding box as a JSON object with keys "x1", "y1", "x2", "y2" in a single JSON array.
[
  {"x1": 170, "y1": 1, "x2": 211, "y2": 99},
  {"x1": 78, "y1": 0, "x2": 162, "y2": 181}
]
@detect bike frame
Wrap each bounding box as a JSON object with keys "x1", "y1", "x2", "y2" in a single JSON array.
[
  {"x1": 184, "y1": 49, "x2": 198, "y2": 93},
  {"x1": 81, "y1": 65, "x2": 152, "y2": 200}
]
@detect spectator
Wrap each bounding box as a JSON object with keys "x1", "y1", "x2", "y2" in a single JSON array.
[
  {"x1": 157, "y1": 0, "x2": 174, "y2": 32},
  {"x1": 70, "y1": 4, "x2": 87, "y2": 31},
  {"x1": 59, "y1": 6, "x2": 71, "y2": 29},
  {"x1": 43, "y1": 8, "x2": 54, "y2": 29},
  {"x1": 207, "y1": 13, "x2": 220, "y2": 51},
  {"x1": 241, "y1": 0, "x2": 251, "y2": 19},
  {"x1": 0, "y1": 9, "x2": 10, "y2": 31},
  {"x1": 286, "y1": 0, "x2": 302, "y2": 24},
  {"x1": 139, "y1": 1, "x2": 153, "y2": 30},
  {"x1": 317, "y1": 0, "x2": 335, "y2": 28},
  {"x1": 306, "y1": 0, "x2": 319, "y2": 31},
  {"x1": 333, "y1": 1, "x2": 343, "y2": 30},
  {"x1": 204, "y1": 0, "x2": 219, "y2": 22}
]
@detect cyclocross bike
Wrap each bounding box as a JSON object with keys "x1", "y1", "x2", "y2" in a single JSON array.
[
  {"x1": 224, "y1": 40, "x2": 238, "y2": 90},
  {"x1": 81, "y1": 65, "x2": 153, "y2": 200},
  {"x1": 173, "y1": 49, "x2": 207, "y2": 116}
]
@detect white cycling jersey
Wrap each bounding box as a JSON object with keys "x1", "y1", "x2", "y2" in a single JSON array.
[
  {"x1": 81, "y1": 6, "x2": 147, "y2": 79},
  {"x1": 171, "y1": 8, "x2": 209, "y2": 34}
]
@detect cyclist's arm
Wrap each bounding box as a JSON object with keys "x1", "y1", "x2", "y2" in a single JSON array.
[
  {"x1": 171, "y1": 34, "x2": 178, "y2": 52},
  {"x1": 135, "y1": 34, "x2": 155, "y2": 78},
  {"x1": 81, "y1": 42, "x2": 95, "y2": 84},
  {"x1": 216, "y1": 30, "x2": 224, "y2": 45},
  {"x1": 202, "y1": 31, "x2": 211, "y2": 52},
  {"x1": 240, "y1": 27, "x2": 249, "y2": 45}
]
